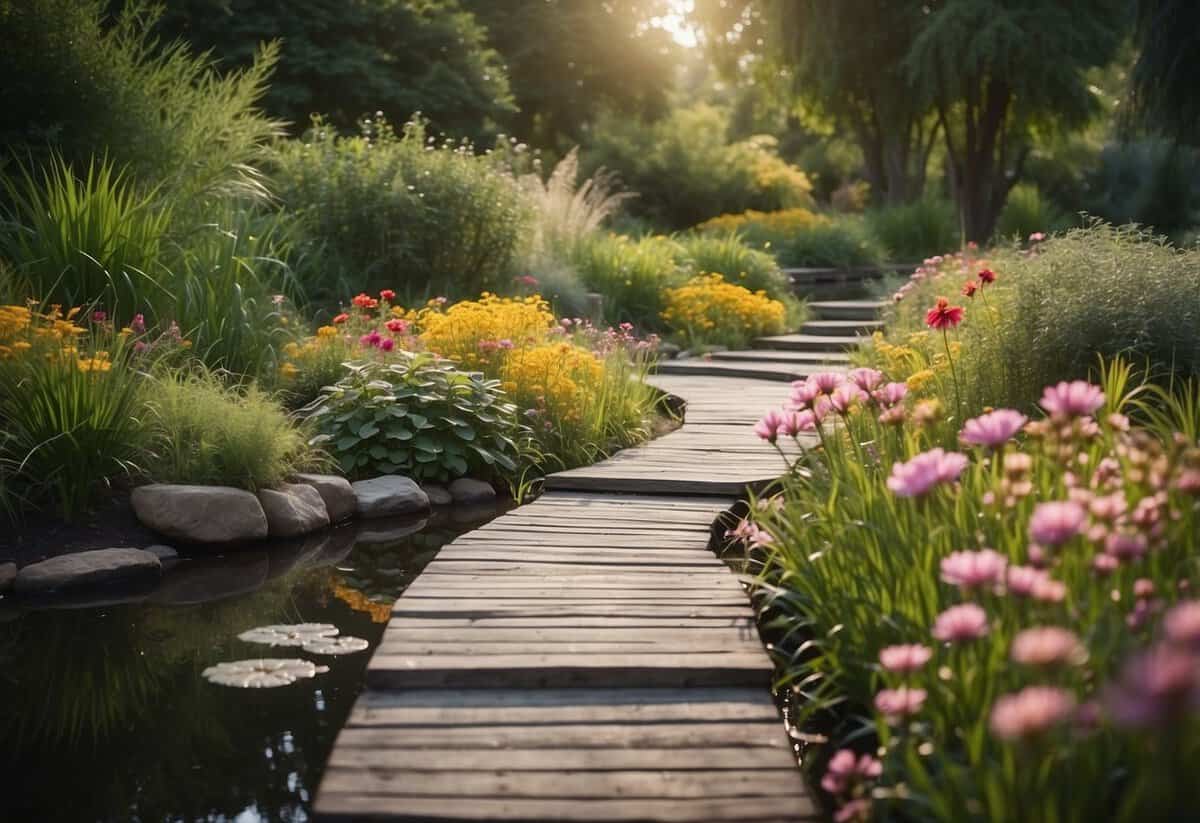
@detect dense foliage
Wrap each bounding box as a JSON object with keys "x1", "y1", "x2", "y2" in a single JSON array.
[{"x1": 661, "y1": 274, "x2": 787, "y2": 350}]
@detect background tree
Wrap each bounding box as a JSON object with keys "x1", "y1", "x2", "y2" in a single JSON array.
[
  {"x1": 467, "y1": 0, "x2": 677, "y2": 150},
  {"x1": 1128, "y1": 0, "x2": 1200, "y2": 145},
  {"x1": 152, "y1": 0, "x2": 514, "y2": 140}
]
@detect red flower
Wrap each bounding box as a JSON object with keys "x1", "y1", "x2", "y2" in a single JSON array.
[
  {"x1": 961, "y1": 281, "x2": 978, "y2": 298},
  {"x1": 386, "y1": 318, "x2": 408, "y2": 334},
  {"x1": 925, "y1": 297, "x2": 964, "y2": 330},
  {"x1": 978, "y1": 268, "x2": 996, "y2": 284},
  {"x1": 379, "y1": 289, "x2": 396, "y2": 302},
  {"x1": 352, "y1": 293, "x2": 378, "y2": 309},
  {"x1": 332, "y1": 313, "x2": 350, "y2": 324}
]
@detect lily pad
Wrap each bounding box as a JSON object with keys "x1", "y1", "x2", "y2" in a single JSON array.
[
  {"x1": 302, "y1": 635, "x2": 370, "y2": 655},
  {"x1": 202, "y1": 658, "x2": 330, "y2": 688},
  {"x1": 237, "y1": 623, "x2": 339, "y2": 647}
]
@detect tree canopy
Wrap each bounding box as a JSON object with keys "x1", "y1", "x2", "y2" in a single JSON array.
[{"x1": 1129, "y1": 0, "x2": 1200, "y2": 145}]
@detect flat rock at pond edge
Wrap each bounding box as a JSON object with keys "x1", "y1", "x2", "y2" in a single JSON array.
[
  {"x1": 145, "y1": 545, "x2": 179, "y2": 565},
  {"x1": 0, "y1": 562, "x2": 16, "y2": 592},
  {"x1": 131, "y1": 484, "x2": 269, "y2": 544},
  {"x1": 448, "y1": 477, "x2": 496, "y2": 504},
  {"x1": 258, "y1": 484, "x2": 330, "y2": 538},
  {"x1": 293, "y1": 473, "x2": 357, "y2": 523},
  {"x1": 352, "y1": 476, "x2": 430, "y2": 519},
  {"x1": 13, "y1": 548, "x2": 161, "y2": 594},
  {"x1": 422, "y1": 484, "x2": 453, "y2": 506}
]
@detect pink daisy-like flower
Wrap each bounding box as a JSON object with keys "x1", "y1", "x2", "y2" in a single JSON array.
[
  {"x1": 940, "y1": 549, "x2": 1008, "y2": 589},
  {"x1": 1028, "y1": 501, "x2": 1086, "y2": 547},
  {"x1": 878, "y1": 405, "x2": 906, "y2": 426},
  {"x1": 820, "y1": 749, "x2": 882, "y2": 795},
  {"x1": 873, "y1": 382, "x2": 908, "y2": 408},
  {"x1": 1011, "y1": 627, "x2": 1085, "y2": 667},
  {"x1": 932, "y1": 603, "x2": 989, "y2": 643},
  {"x1": 848, "y1": 368, "x2": 884, "y2": 393},
  {"x1": 1164, "y1": 601, "x2": 1200, "y2": 648},
  {"x1": 1106, "y1": 645, "x2": 1200, "y2": 729},
  {"x1": 887, "y1": 449, "x2": 969, "y2": 498},
  {"x1": 1089, "y1": 492, "x2": 1127, "y2": 522},
  {"x1": 1039, "y1": 380, "x2": 1105, "y2": 419},
  {"x1": 990, "y1": 686, "x2": 1076, "y2": 740},
  {"x1": 874, "y1": 687, "x2": 927, "y2": 721},
  {"x1": 1105, "y1": 531, "x2": 1148, "y2": 561},
  {"x1": 790, "y1": 380, "x2": 820, "y2": 409},
  {"x1": 779, "y1": 409, "x2": 817, "y2": 437},
  {"x1": 879, "y1": 644, "x2": 933, "y2": 673},
  {"x1": 959, "y1": 409, "x2": 1028, "y2": 448},
  {"x1": 808, "y1": 371, "x2": 845, "y2": 394},
  {"x1": 830, "y1": 383, "x2": 868, "y2": 414},
  {"x1": 754, "y1": 410, "x2": 784, "y2": 442}
]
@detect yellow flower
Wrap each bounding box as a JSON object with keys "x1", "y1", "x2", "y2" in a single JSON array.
[
  {"x1": 906, "y1": 369, "x2": 936, "y2": 391},
  {"x1": 660, "y1": 274, "x2": 786, "y2": 346},
  {"x1": 278, "y1": 362, "x2": 299, "y2": 379},
  {"x1": 77, "y1": 357, "x2": 112, "y2": 372},
  {"x1": 316, "y1": 325, "x2": 338, "y2": 339}
]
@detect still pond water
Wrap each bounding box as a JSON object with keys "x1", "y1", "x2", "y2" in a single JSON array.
[{"x1": 0, "y1": 505, "x2": 506, "y2": 822}]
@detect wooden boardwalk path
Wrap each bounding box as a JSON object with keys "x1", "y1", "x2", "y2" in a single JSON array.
[{"x1": 314, "y1": 302, "x2": 880, "y2": 821}]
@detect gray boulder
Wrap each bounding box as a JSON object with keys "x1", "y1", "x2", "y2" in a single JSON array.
[
  {"x1": 258, "y1": 483, "x2": 330, "y2": 538},
  {"x1": 422, "y1": 484, "x2": 453, "y2": 506},
  {"x1": 0, "y1": 562, "x2": 16, "y2": 593},
  {"x1": 449, "y1": 477, "x2": 497, "y2": 504},
  {"x1": 145, "y1": 545, "x2": 179, "y2": 566},
  {"x1": 352, "y1": 475, "x2": 430, "y2": 519},
  {"x1": 14, "y1": 548, "x2": 161, "y2": 594},
  {"x1": 293, "y1": 473, "x2": 357, "y2": 523},
  {"x1": 131, "y1": 484, "x2": 268, "y2": 544}
]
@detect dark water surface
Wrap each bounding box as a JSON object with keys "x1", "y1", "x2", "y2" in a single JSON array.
[{"x1": 0, "y1": 505, "x2": 507, "y2": 822}]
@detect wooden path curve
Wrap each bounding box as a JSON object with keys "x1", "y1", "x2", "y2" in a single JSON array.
[{"x1": 314, "y1": 300, "x2": 881, "y2": 821}]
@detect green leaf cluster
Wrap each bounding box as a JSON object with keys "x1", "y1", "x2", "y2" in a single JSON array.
[{"x1": 306, "y1": 352, "x2": 534, "y2": 484}]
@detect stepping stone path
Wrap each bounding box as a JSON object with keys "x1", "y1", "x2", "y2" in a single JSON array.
[{"x1": 315, "y1": 304, "x2": 882, "y2": 822}]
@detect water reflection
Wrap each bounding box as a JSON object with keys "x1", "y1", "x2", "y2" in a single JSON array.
[{"x1": 0, "y1": 505, "x2": 505, "y2": 822}]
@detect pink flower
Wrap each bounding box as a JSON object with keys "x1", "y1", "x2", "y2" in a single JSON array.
[
  {"x1": 830, "y1": 383, "x2": 868, "y2": 414},
  {"x1": 779, "y1": 409, "x2": 817, "y2": 436},
  {"x1": 873, "y1": 382, "x2": 908, "y2": 408},
  {"x1": 1105, "y1": 531, "x2": 1148, "y2": 561},
  {"x1": 820, "y1": 749, "x2": 882, "y2": 795},
  {"x1": 91, "y1": 309, "x2": 107, "y2": 323},
  {"x1": 789, "y1": 380, "x2": 820, "y2": 409},
  {"x1": 1106, "y1": 645, "x2": 1200, "y2": 728},
  {"x1": 1134, "y1": 578, "x2": 1155, "y2": 599},
  {"x1": 1011, "y1": 627, "x2": 1085, "y2": 667},
  {"x1": 879, "y1": 644, "x2": 933, "y2": 673},
  {"x1": 990, "y1": 687, "x2": 1076, "y2": 740},
  {"x1": 754, "y1": 410, "x2": 784, "y2": 442},
  {"x1": 887, "y1": 449, "x2": 969, "y2": 497},
  {"x1": 808, "y1": 371, "x2": 845, "y2": 394},
  {"x1": 848, "y1": 368, "x2": 884, "y2": 393},
  {"x1": 874, "y1": 687, "x2": 927, "y2": 721},
  {"x1": 1176, "y1": 470, "x2": 1200, "y2": 495},
  {"x1": 379, "y1": 337, "x2": 395, "y2": 352},
  {"x1": 1039, "y1": 380, "x2": 1105, "y2": 419},
  {"x1": 834, "y1": 799, "x2": 873, "y2": 823},
  {"x1": 1089, "y1": 492, "x2": 1127, "y2": 521},
  {"x1": 498, "y1": 338, "x2": 514, "y2": 350},
  {"x1": 959, "y1": 409, "x2": 1028, "y2": 448},
  {"x1": 1028, "y1": 501, "x2": 1086, "y2": 547},
  {"x1": 925, "y1": 296, "x2": 964, "y2": 329},
  {"x1": 1165, "y1": 601, "x2": 1200, "y2": 648},
  {"x1": 1029, "y1": 232, "x2": 1046, "y2": 243},
  {"x1": 878, "y1": 405, "x2": 906, "y2": 426},
  {"x1": 932, "y1": 603, "x2": 989, "y2": 642},
  {"x1": 1092, "y1": 553, "x2": 1119, "y2": 575},
  {"x1": 940, "y1": 549, "x2": 1008, "y2": 589},
  {"x1": 130, "y1": 313, "x2": 146, "y2": 333}
]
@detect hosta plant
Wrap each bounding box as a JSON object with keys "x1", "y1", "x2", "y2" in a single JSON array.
[{"x1": 305, "y1": 352, "x2": 533, "y2": 484}]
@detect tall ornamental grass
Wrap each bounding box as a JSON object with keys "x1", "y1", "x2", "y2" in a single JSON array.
[
  {"x1": 566, "y1": 233, "x2": 686, "y2": 329},
  {"x1": 740, "y1": 360, "x2": 1200, "y2": 822},
  {"x1": 876, "y1": 223, "x2": 1200, "y2": 413}
]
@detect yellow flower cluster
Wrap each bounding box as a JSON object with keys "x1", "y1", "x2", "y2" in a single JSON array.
[
  {"x1": 0, "y1": 304, "x2": 93, "y2": 368},
  {"x1": 419, "y1": 293, "x2": 554, "y2": 367},
  {"x1": 869, "y1": 331, "x2": 962, "y2": 395},
  {"x1": 500, "y1": 342, "x2": 604, "y2": 425},
  {"x1": 660, "y1": 274, "x2": 786, "y2": 345},
  {"x1": 696, "y1": 207, "x2": 828, "y2": 236}
]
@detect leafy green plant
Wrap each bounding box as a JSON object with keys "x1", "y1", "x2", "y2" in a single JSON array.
[
  {"x1": 865, "y1": 198, "x2": 960, "y2": 262},
  {"x1": 270, "y1": 116, "x2": 532, "y2": 301},
  {"x1": 673, "y1": 231, "x2": 806, "y2": 327},
  {"x1": 566, "y1": 232, "x2": 686, "y2": 329},
  {"x1": 779, "y1": 216, "x2": 885, "y2": 268},
  {"x1": 306, "y1": 353, "x2": 533, "y2": 483},
  {"x1": 140, "y1": 367, "x2": 316, "y2": 491},
  {"x1": 995, "y1": 183, "x2": 1074, "y2": 241}
]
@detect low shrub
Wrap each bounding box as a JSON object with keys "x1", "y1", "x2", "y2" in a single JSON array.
[
  {"x1": 270, "y1": 116, "x2": 532, "y2": 301},
  {"x1": 697, "y1": 208, "x2": 885, "y2": 268},
  {"x1": 739, "y1": 361, "x2": 1200, "y2": 822},
  {"x1": 566, "y1": 233, "x2": 686, "y2": 329},
  {"x1": 419, "y1": 293, "x2": 555, "y2": 368},
  {"x1": 994, "y1": 183, "x2": 1074, "y2": 241},
  {"x1": 877, "y1": 223, "x2": 1200, "y2": 413},
  {"x1": 306, "y1": 353, "x2": 532, "y2": 485},
  {"x1": 672, "y1": 232, "x2": 792, "y2": 301},
  {"x1": 696, "y1": 207, "x2": 827, "y2": 250},
  {"x1": 660, "y1": 274, "x2": 787, "y2": 350},
  {"x1": 865, "y1": 198, "x2": 959, "y2": 262},
  {"x1": 140, "y1": 368, "x2": 315, "y2": 491}
]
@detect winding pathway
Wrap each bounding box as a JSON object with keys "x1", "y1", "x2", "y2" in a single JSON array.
[{"x1": 314, "y1": 301, "x2": 881, "y2": 822}]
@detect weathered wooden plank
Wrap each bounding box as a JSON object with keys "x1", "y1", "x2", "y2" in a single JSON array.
[
  {"x1": 325, "y1": 746, "x2": 796, "y2": 772},
  {"x1": 387, "y1": 616, "x2": 758, "y2": 629}
]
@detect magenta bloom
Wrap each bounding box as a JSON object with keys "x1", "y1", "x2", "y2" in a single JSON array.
[
  {"x1": 940, "y1": 549, "x2": 1008, "y2": 589},
  {"x1": 779, "y1": 409, "x2": 817, "y2": 437},
  {"x1": 790, "y1": 380, "x2": 820, "y2": 408},
  {"x1": 830, "y1": 383, "x2": 868, "y2": 414},
  {"x1": 959, "y1": 409, "x2": 1028, "y2": 448},
  {"x1": 808, "y1": 371, "x2": 845, "y2": 394},
  {"x1": 1039, "y1": 380, "x2": 1105, "y2": 419},
  {"x1": 848, "y1": 367, "x2": 884, "y2": 393},
  {"x1": 887, "y1": 448, "x2": 969, "y2": 498},
  {"x1": 1106, "y1": 645, "x2": 1200, "y2": 728},
  {"x1": 379, "y1": 337, "x2": 395, "y2": 352},
  {"x1": 130, "y1": 313, "x2": 146, "y2": 333},
  {"x1": 879, "y1": 644, "x2": 933, "y2": 673},
  {"x1": 1028, "y1": 501, "x2": 1086, "y2": 547},
  {"x1": 874, "y1": 687, "x2": 927, "y2": 721},
  {"x1": 1105, "y1": 531, "x2": 1148, "y2": 560},
  {"x1": 835, "y1": 799, "x2": 873, "y2": 823},
  {"x1": 990, "y1": 686, "x2": 1076, "y2": 740},
  {"x1": 1089, "y1": 492, "x2": 1128, "y2": 521},
  {"x1": 932, "y1": 603, "x2": 989, "y2": 643},
  {"x1": 1164, "y1": 601, "x2": 1200, "y2": 648},
  {"x1": 820, "y1": 749, "x2": 882, "y2": 795},
  {"x1": 1011, "y1": 626, "x2": 1084, "y2": 667},
  {"x1": 91, "y1": 309, "x2": 107, "y2": 323},
  {"x1": 754, "y1": 410, "x2": 784, "y2": 442},
  {"x1": 873, "y1": 382, "x2": 908, "y2": 408}
]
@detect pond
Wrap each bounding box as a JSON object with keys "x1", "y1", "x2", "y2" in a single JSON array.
[{"x1": 0, "y1": 504, "x2": 508, "y2": 822}]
